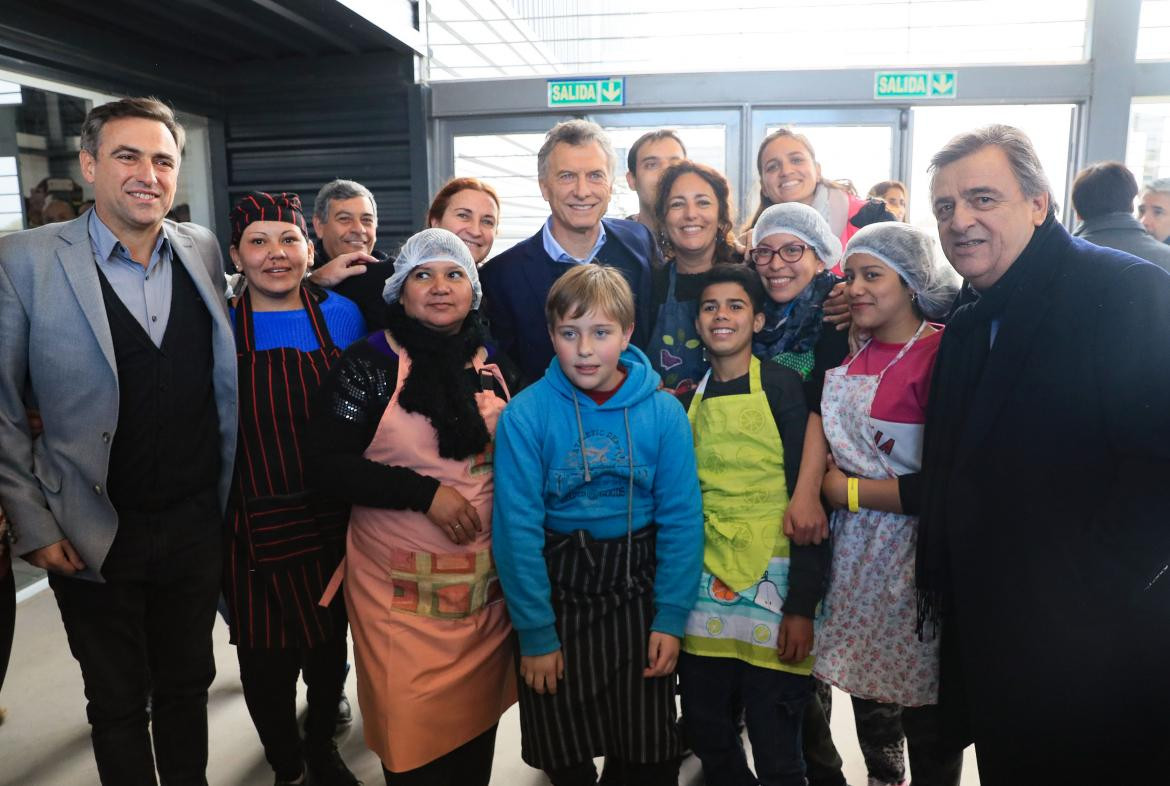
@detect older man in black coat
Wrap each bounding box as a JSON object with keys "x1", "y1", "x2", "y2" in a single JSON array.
[{"x1": 918, "y1": 125, "x2": 1170, "y2": 784}]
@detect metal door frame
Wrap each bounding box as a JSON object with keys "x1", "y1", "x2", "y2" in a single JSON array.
[{"x1": 435, "y1": 107, "x2": 743, "y2": 203}]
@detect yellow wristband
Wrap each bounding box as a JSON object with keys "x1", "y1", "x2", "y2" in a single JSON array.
[{"x1": 847, "y1": 477, "x2": 860, "y2": 513}]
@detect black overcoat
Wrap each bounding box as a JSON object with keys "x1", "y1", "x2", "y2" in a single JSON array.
[{"x1": 923, "y1": 220, "x2": 1170, "y2": 784}]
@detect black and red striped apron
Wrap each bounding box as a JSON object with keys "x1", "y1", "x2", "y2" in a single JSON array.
[
  {"x1": 225, "y1": 286, "x2": 349, "y2": 649},
  {"x1": 518, "y1": 526, "x2": 681, "y2": 770}
]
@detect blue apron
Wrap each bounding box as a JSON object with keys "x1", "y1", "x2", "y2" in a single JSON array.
[{"x1": 646, "y1": 263, "x2": 707, "y2": 392}]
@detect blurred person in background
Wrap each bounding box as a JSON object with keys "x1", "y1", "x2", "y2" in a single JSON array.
[
  {"x1": 625, "y1": 129, "x2": 687, "y2": 233},
  {"x1": 1138, "y1": 177, "x2": 1170, "y2": 245},
  {"x1": 1071, "y1": 162, "x2": 1170, "y2": 272},
  {"x1": 867, "y1": 180, "x2": 908, "y2": 222}
]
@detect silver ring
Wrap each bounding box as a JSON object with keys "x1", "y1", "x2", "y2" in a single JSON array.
[{"x1": 453, "y1": 524, "x2": 463, "y2": 532}]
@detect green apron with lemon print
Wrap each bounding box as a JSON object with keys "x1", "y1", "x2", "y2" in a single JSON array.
[{"x1": 682, "y1": 356, "x2": 813, "y2": 674}]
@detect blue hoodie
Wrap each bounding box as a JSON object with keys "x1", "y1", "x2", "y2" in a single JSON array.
[{"x1": 492, "y1": 345, "x2": 704, "y2": 656}]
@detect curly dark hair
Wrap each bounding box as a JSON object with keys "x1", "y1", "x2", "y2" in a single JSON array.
[{"x1": 652, "y1": 160, "x2": 740, "y2": 266}]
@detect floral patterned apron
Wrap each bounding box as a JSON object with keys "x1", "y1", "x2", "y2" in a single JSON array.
[{"x1": 813, "y1": 322, "x2": 940, "y2": 706}]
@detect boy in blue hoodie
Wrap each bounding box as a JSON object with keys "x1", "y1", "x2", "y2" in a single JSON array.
[{"x1": 493, "y1": 264, "x2": 703, "y2": 786}]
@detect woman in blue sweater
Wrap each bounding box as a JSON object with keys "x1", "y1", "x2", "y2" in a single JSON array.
[{"x1": 224, "y1": 192, "x2": 365, "y2": 786}]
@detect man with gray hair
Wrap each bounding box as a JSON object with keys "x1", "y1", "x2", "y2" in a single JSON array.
[
  {"x1": 306, "y1": 177, "x2": 395, "y2": 328},
  {"x1": 918, "y1": 124, "x2": 1170, "y2": 783},
  {"x1": 1138, "y1": 176, "x2": 1170, "y2": 245},
  {"x1": 479, "y1": 119, "x2": 656, "y2": 381}
]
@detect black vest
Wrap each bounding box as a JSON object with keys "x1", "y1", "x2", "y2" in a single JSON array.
[{"x1": 97, "y1": 258, "x2": 220, "y2": 512}]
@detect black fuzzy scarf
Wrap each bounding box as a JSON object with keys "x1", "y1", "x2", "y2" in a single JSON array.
[{"x1": 385, "y1": 302, "x2": 492, "y2": 461}]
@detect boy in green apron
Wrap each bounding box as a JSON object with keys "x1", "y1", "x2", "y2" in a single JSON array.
[{"x1": 676, "y1": 264, "x2": 830, "y2": 786}]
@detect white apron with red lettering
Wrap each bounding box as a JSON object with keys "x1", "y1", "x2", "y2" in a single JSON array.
[{"x1": 813, "y1": 322, "x2": 940, "y2": 707}]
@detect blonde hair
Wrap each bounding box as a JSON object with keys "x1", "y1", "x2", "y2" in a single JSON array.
[{"x1": 545, "y1": 265, "x2": 635, "y2": 330}]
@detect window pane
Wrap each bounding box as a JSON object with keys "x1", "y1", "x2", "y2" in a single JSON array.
[
  {"x1": 907, "y1": 105, "x2": 1075, "y2": 230},
  {"x1": 0, "y1": 156, "x2": 20, "y2": 238},
  {"x1": 1128, "y1": 101, "x2": 1170, "y2": 183},
  {"x1": 0, "y1": 81, "x2": 19, "y2": 105},
  {"x1": 1138, "y1": 0, "x2": 1170, "y2": 61},
  {"x1": 427, "y1": 0, "x2": 1089, "y2": 81},
  {"x1": 453, "y1": 132, "x2": 547, "y2": 260}
]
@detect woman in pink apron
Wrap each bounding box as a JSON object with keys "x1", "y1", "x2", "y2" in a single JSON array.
[
  {"x1": 308, "y1": 228, "x2": 519, "y2": 785},
  {"x1": 794, "y1": 223, "x2": 963, "y2": 786}
]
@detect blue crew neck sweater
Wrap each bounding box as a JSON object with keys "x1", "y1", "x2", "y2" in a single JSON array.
[{"x1": 231, "y1": 292, "x2": 366, "y2": 351}]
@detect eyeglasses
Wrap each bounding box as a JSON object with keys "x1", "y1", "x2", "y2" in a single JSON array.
[{"x1": 749, "y1": 242, "x2": 810, "y2": 267}]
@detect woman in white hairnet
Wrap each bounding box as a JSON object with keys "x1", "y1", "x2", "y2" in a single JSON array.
[
  {"x1": 796, "y1": 222, "x2": 964, "y2": 786},
  {"x1": 307, "y1": 228, "x2": 520, "y2": 785}
]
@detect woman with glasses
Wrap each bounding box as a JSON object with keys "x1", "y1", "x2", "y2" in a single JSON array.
[
  {"x1": 645, "y1": 161, "x2": 742, "y2": 393},
  {"x1": 749, "y1": 202, "x2": 849, "y2": 384},
  {"x1": 748, "y1": 201, "x2": 852, "y2": 786}
]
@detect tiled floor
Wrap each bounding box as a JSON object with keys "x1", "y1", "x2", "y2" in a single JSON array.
[{"x1": 1, "y1": 586, "x2": 979, "y2": 785}]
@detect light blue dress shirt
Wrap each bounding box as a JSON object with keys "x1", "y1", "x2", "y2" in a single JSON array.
[
  {"x1": 541, "y1": 217, "x2": 607, "y2": 264},
  {"x1": 88, "y1": 210, "x2": 173, "y2": 347}
]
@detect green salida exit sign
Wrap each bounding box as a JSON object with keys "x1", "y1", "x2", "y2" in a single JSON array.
[
  {"x1": 548, "y1": 78, "x2": 625, "y2": 108},
  {"x1": 874, "y1": 70, "x2": 957, "y2": 100}
]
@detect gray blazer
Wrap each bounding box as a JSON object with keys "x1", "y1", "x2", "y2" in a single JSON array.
[
  {"x1": 1073, "y1": 212, "x2": 1170, "y2": 273},
  {"x1": 0, "y1": 213, "x2": 238, "y2": 582}
]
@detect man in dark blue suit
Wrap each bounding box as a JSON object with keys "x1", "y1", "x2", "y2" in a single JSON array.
[{"x1": 479, "y1": 120, "x2": 657, "y2": 382}]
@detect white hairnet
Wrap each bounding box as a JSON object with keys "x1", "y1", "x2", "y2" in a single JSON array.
[
  {"x1": 383, "y1": 227, "x2": 482, "y2": 309},
  {"x1": 752, "y1": 202, "x2": 843, "y2": 268},
  {"x1": 843, "y1": 222, "x2": 960, "y2": 320}
]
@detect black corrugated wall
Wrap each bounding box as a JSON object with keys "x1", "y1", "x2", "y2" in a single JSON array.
[
  {"x1": 218, "y1": 51, "x2": 423, "y2": 258},
  {"x1": 0, "y1": 1, "x2": 431, "y2": 262}
]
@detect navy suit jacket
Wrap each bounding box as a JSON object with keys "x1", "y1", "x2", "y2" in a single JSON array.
[{"x1": 479, "y1": 217, "x2": 657, "y2": 383}]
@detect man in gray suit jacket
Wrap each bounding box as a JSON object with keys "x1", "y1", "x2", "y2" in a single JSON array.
[
  {"x1": 1071, "y1": 161, "x2": 1170, "y2": 273},
  {"x1": 0, "y1": 97, "x2": 237, "y2": 785}
]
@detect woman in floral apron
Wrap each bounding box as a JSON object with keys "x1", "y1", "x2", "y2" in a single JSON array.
[
  {"x1": 309, "y1": 228, "x2": 519, "y2": 786},
  {"x1": 797, "y1": 223, "x2": 963, "y2": 786}
]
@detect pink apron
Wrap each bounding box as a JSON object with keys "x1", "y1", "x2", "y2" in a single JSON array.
[
  {"x1": 323, "y1": 335, "x2": 516, "y2": 771},
  {"x1": 812, "y1": 322, "x2": 941, "y2": 707}
]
